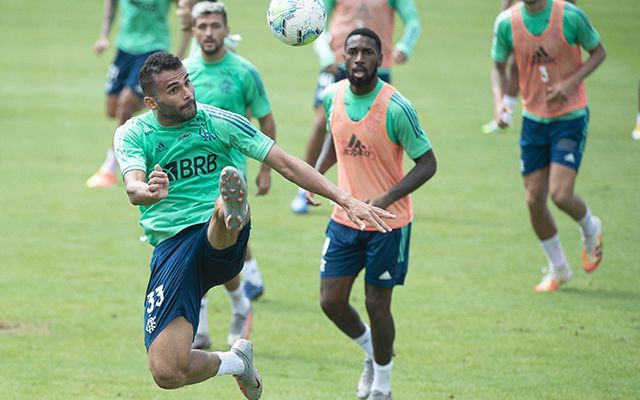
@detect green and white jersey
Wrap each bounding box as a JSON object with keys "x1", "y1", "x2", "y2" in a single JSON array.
[
  {"x1": 184, "y1": 51, "x2": 272, "y2": 175},
  {"x1": 116, "y1": 0, "x2": 172, "y2": 55},
  {"x1": 322, "y1": 79, "x2": 432, "y2": 159},
  {"x1": 114, "y1": 103, "x2": 275, "y2": 246}
]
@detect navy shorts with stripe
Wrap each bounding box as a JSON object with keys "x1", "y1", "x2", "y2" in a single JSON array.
[
  {"x1": 320, "y1": 219, "x2": 411, "y2": 288},
  {"x1": 105, "y1": 49, "x2": 159, "y2": 98},
  {"x1": 519, "y1": 112, "x2": 589, "y2": 176},
  {"x1": 143, "y1": 220, "x2": 250, "y2": 349},
  {"x1": 313, "y1": 67, "x2": 391, "y2": 106}
]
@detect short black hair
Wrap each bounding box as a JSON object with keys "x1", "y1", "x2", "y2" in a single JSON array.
[
  {"x1": 138, "y1": 52, "x2": 184, "y2": 96},
  {"x1": 344, "y1": 28, "x2": 382, "y2": 55}
]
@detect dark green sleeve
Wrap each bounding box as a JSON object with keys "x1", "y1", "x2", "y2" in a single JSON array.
[
  {"x1": 387, "y1": 92, "x2": 431, "y2": 160},
  {"x1": 563, "y1": 3, "x2": 601, "y2": 50},
  {"x1": 241, "y1": 63, "x2": 272, "y2": 120},
  {"x1": 389, "y1": 0, "x2": 421, "y2": 57}
]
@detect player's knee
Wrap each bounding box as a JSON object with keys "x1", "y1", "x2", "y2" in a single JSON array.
[
  {"x1": 549, "y1": 189, "x2": 572, "y2": 209},
  {"x1": 149, "y1": 364, "x2": 187, "y2": 390},
  {"x1": 319, "y1": 296, "x2": 345, "y2": 317},
  {"x1": 106, "y1": 108, "x2": 117, "y2": 119},
  {"x1": 525, "y1": 191, "x2": 546, "y2": 210},
  {"x1": 365, "y1": 295, "x2": 390, "y2": 316},
  {"x1": 105, "y1": 102, "x2": 117, "y2": 119}
]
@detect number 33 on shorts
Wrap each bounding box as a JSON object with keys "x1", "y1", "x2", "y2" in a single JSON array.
[{"x1": 146, "y1": 284, "x2": 165, "y2": 314}]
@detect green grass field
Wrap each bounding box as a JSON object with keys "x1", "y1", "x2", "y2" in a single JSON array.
[{"x1": 1, "y1": 1, "x2": 639, "y2": 399}]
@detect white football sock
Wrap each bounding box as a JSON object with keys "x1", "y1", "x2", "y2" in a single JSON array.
[
  {"x1": 353, "y1": 324, "x2": 373, "y2": 360},
  {"x1": 371, "y1": 360, "x2": 393, "y2": 395},
  {"x1": 241, "y1": 258, "x2": 263, "y2": 286},
  {"x1": 227, "y1": 285, "x2": 251, "y2": 314},
  {"x1": 636, "y1": 113, "x2": 640, "y2": 125},
  {"x1": 540, "y1": 234, "x2": 567, "y2": 269},
  {"x1": 100, "y1": 149, "x2": 118, "y2": 172},
  {"x1": 213, "y1": 351, "x2": 245, "y2": 376},
  {"x1": 578, "y1": 208, "x2": 598, "y2": 238},
  {"x1": 196, "y1": 298, "x2": 209, "y2": 336}
]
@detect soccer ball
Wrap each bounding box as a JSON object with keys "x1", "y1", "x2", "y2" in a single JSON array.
[{"x1": 267, "y1": 0, "x2": 326, "y2": 46}]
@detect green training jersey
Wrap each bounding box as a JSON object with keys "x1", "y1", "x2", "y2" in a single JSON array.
[
  {"x1": 322, "y1": 79, "x2": 432, "y2": 160},
  {"x1": 491, "y1": 0, "x2": 600, "y2": 122},
  {"x1": 184, "y1": 51, "x2": 272, "y2": 175},
  {"x1": 114, "y1": 103, "x2": 275, "y2": 246},
  {"x1": 116, "y1": 0, "x2": 172, "y2": 55}
]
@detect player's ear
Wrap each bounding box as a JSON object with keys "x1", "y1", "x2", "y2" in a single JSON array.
[
  {"x1": 378, "y1": 52, "x2": 383, "y2": 67},
  {"x1": 144, "y1": 96, "x2": 158, "y2": 110}
]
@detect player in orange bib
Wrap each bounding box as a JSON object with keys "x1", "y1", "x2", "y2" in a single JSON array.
[
  {"x1": 290, "y1": 0, "x2": 422, "y2": 214},
  {"x1": 491, "y1": 0, "x2": 606, "y2": 292},
  {"x1": 307, "y1": 28, "x2": 436, "y2": 400}
]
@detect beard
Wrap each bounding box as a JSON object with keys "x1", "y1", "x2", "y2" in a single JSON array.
[
  {"x1": 200, "y1": 40, "x2": 223, "y2": 56},
  {"x1": 347, "y1": 67, "x2": 378, "y2": 88},
  {"x1": 157, "y1": 97, "x2": 197, "y2": 124}
]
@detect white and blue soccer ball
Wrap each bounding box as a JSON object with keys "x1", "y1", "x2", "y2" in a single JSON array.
[{"x1": 267, "y1": 0, "x2": 326, "y2": 46}]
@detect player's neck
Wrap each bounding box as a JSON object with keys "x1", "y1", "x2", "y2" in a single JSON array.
[
  {"x1": 153, "y1": 110, "x2": 189, "y2": 127},
  {"x1": 524, "y1": 0, "x2": 548, "y2": 14},
  {"x1": 201, "y1": 47, "x2": 227, "y2": 63}
]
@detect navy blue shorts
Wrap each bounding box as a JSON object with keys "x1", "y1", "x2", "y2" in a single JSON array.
[
  {"x1": 143, "y1": 221, "x2": 251, "y2": 349},
  {"x1": 320, "y1": 220, "x2": 411, "y2": 288},
  {"x1": 105, "y1": 49, "x2": 158, "y2": 98},
  {"x1": 313, "y1": 67, "x2": 391, "y2": 106},
  {"x1": 519, "y1": 113, "x2": 589, "y2": 176}
]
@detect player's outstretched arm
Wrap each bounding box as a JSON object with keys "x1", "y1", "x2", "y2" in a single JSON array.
[
  {"x1": 264, "y1": 145, "x2": 395, "y2": 232},
  {"x1": 123, "y1": 165, "x2": 169, "y2": 206}
]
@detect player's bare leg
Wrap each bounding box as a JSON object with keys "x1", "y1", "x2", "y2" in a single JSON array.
[
  {"x1": 320, "y1": 276, "x2": 366, "y2": 337},
  {"x1": 549, "y1": 163, "x2": 603, "y2": 272},
  {"x1": 321, "y1": 277, "x2": 376, "y2": 398},
  {"x1": 524, "y1": 167, "x2": 572, "y2": 292},
  {"x1": 148, "y1": 316, "x2": 222, "y2": 388},
  {"x1": 364, "y1": 284, "x2": 394, "y2": 399}
]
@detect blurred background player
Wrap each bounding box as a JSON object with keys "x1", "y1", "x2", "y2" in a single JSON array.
[
  {"x1": 308, "y1": 28, "x2": 436, "y2": 400},
  {"x1": 175, "y1": 0, "x2": 242, "y2": 58},
  {"x1": 183, "y1": 1, "x2": 275, "y2": 349},
  {"x1": 290, "y1": 0, "x2": 422, "y2": 213},
  {"x1": 481, "y1": 0, "x2": 576, "y2": 134},
  {"x1": 491, "y1": 0, "x2": 606, "y2": 291},
  {"x1": 632, "y1": 81, "x2": 640, "y2": 140},
  {"x1": 87, "y1": 0, "x2": 176, "y2": 188}
]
